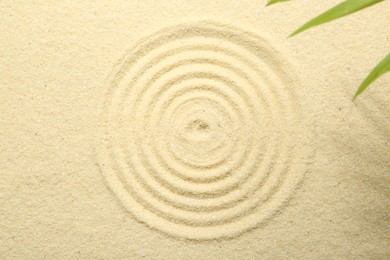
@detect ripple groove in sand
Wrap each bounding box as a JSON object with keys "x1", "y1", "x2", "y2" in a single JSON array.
[{"x1": 97, "y1": 21, "x2": 309, "y2": 240}]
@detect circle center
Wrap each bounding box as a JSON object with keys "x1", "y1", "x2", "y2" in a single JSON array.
[
  {"x1": 184, "y1": 118, "x2": 211, "y2": 141},
  {"x1": 187, "y1": 119, "x2": 210, "y2": 132}
]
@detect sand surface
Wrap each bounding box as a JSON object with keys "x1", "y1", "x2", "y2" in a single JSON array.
[{"x1": 1, "y1": 0, "x2": 389, "y2": 258}]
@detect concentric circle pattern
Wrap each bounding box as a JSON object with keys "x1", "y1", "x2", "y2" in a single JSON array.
[{"x1": 97, "y1": 21, "x2": 310, "y2": 240}]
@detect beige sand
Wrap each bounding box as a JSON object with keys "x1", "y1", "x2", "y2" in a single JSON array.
[{"x1": 1, "y1": 0, "x2": 389, "y2": 258}]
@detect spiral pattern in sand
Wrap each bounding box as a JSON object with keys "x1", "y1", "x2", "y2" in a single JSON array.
[{"x1": 97, "y1": 22, "x2": 309, "y2": 240}]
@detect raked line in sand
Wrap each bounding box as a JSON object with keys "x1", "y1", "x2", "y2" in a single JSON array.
[{"x1": 96, "y1": 21, "x2": 311, "y2": 240}]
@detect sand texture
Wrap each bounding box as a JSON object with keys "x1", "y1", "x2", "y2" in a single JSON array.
[{"x1": 1, "y1": 0, "x2": 389, "y2": 259}]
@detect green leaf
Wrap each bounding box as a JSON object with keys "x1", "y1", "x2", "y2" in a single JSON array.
[
  {"x1": 290, "y1": 0, "x2": 384, "y2": 37},
  {"x1": 353, "y1": 53, "x2": 390, "y2": 100},
  {"x1": 267, "y1": 0, "x2": 290, "y2": 6}
]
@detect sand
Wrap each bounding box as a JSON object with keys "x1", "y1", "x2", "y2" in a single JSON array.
[{"x1": 1, "y1": 0, "x2": 389, "y2": 258}]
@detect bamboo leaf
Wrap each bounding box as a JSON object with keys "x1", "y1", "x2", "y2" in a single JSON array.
[
  {"x1": 353, "y1": 53, "x2": 390, "y2": 100},
  {"x1": 290, "y1": 0, "x2": 384, "y2": 37},
  {"x1": 267, "y1": 0, "x2": 290, "y2": 6}
]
